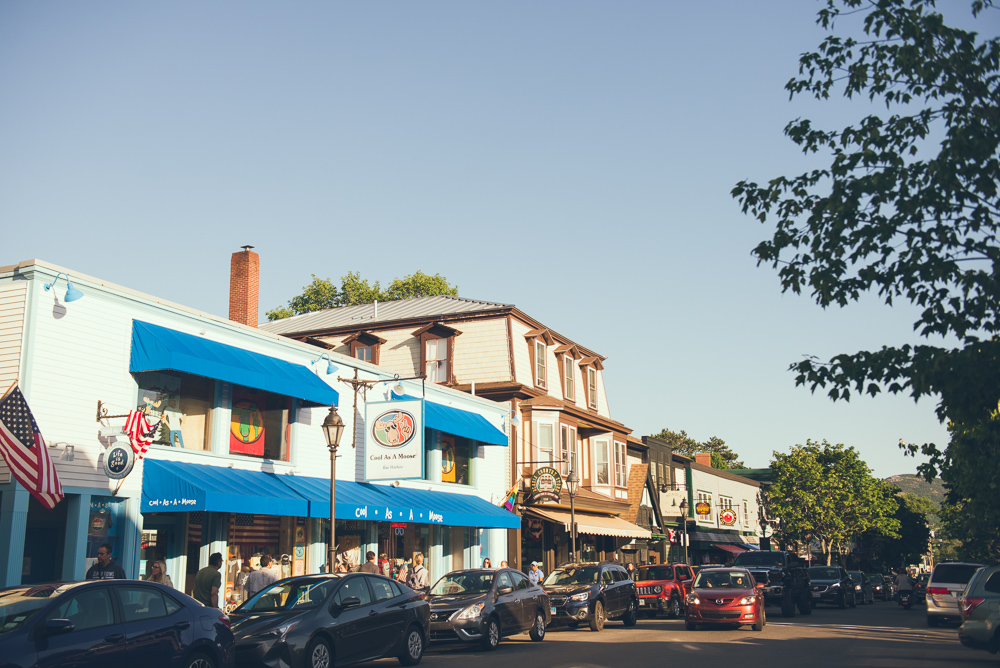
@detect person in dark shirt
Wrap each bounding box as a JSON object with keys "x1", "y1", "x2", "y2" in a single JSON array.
[
  {"x1": 358, "y1": 551, "x2": 379, "y2": 573},
  {"x1": 85, "y1": 543, "x2": 127, "y2": 580}
]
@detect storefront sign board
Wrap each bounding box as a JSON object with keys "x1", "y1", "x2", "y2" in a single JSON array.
[
  {"x1": 528, "y1": 466, "x2": 563, "y2": 503},
  {"x1": 364, "y1": 399, "x2": 424, "y2": 481}
]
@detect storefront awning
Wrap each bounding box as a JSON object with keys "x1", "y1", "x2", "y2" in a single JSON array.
[
  {"x1": 130, "y1": 320, "x2": 339, "y2": 406},
  {"x1": 712, "y1": 543, "x2": 748, "y2": 554},
  {"x1": 526, "y1": 507, "x2": 652, "y2": 539},
  {"x1": 690, "y1": 531, "x2": 745, "y2": 545},
  {"x1": 279, "y1": 475, "x2": 521, "y2": 529},
  {"x1": 392, "y1": 394, "x2": 507, "y2": 446},
  {"x1": 141, "y1": 459, "x2": 310, "y2": 517}
]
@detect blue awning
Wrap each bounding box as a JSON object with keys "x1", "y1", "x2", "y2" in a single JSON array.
[
  {"x1": 130, "y1": 320, "x2": 338, "y2": 406},
  {"x1": 279, "y1": 475, "x2": 521, "y2": 529},
  {"x1": 393, "y1": 394, "x2": 507, "y2": 446},
  {"x1": 141, "y1": 459, "x2": 309, "y2": 517}
]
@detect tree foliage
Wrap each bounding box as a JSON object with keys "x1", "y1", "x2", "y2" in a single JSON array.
[
  {"x1": 769, "y1": 440, "x2": 900, "y2": 565},
  {"x1": 266, "y1": 271, "x2": 458, "y2": 321},
  {"x1": 651, "y1": 428, "x2": 747, "y2": 468},
  {"x1": 864, "y1": 492, "x2": 934, "y2": 568},
  {"x1": 731, "y1": 0, "x2": 1000, "y2": 425}
]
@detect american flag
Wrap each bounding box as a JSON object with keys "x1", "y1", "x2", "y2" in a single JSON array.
[
  {"x1": 124, "y1": 410, "x2": 157, "y2": 457},
  {"x1": 229, "y1": 514, "x2": 281, "y2": 546},
  {"x1": 0, "y1": 385, "x2": 63, "y2": 510}
]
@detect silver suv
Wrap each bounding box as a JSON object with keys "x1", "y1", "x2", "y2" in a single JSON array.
[
  {"x1": 926, "y1": 562, "x2": 984, "y2": 626},
  {"x1": 958, "y1": 565, "x2": 1000, "y2": 655}
]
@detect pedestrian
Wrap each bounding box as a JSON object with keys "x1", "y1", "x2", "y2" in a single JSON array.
[
  {"x1": 483, "y1": 557, "x2": 492, "y2": 568},
  {"x1": 359, "y1": 551, "x2": 379, "y2": 573},
  {"x1": 86, "y1": 543, "x2": 127, "y2": 580},
  {"x1": 528, "y1": 561, "x2": 544, "y2": 585},
  {"x1": 193, "y1": 552, "x2": 224, "y2": 609},
  {"x1": 145, "y1": 559, "x2": 174, "y2": 588},
  {"x1": 379, "y1": 552, "x2": 391, "y2": 577},
  {"x1": 626, "y1": 563, "x2": 635, "y2": 578},
  {"x1": 499, "y1": 560, "x2": 508, "y2": 568},
  {"x1": 244, "y1": 554, "x2": 279, "y2": 600},
  {"x1": 407, "y1": 553, "x2": 430, "y2": 595}
]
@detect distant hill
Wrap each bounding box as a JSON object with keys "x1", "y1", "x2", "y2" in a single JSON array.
[{"x1": 885, "y1": 474, "x2": 946, "y2": 506}]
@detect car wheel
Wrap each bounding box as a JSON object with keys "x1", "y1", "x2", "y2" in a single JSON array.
[
  {"x1": 797, "y1": 590, "x2": 812, "y2": 615},
  {"x1": 927, "y1": 616, "x2": 939, "y2": 628},
  {"x1": 752, "y1": 606, "x2": 766, "y2": 632},
  {"x1": 667, "y1": 595, "x2": 682, "y2": 619},
  {"x1": 183, "y1": 653, "x2": 215, "y2": 668},
  {"x1": 685, "y1": 620, "x2": 697, "y2": 631},
  {"x1": 306, "y1": 637, "x2": 333, "y2": 668},
  {"x1": 780, "y1": 592, "x2": 796, "y2": 618},
  {"x1": 622, "y1": 599, "x2": 637, "y2": 627},
  {"x1": 848, "y1": 592, "x2": 857, "y2": 609},
  {"x1": 589, "y1": 600, "x2": 605, "y2": 632},
  {"x1": 398, "y1": 625, "x2": 424, "y2": 666},
  {"x1": 529, "y1": 611, "x2": 546, "y2": 641},
  {"x1": 481, "y1": 616, "x2": 501, "y2": 651}
]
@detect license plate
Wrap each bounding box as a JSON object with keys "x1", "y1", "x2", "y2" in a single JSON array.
[
  {"x1": 550, "y1": 606, "x2": 556, "y2": 615},
  {"x1": 638, "y1": 599, "x2": 645, "y2": 606},
  {"x1": 812, "y1": 593, "x2": 821, "y2": 598}
]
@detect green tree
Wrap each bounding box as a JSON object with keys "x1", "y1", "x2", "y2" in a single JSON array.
[
  {"x1": 868, "y1": 493, "x2": 934, "y2": 569},
  {"x1": 769, "y1": 440, "x2": 899, "y2": 565},
  {"x1": 266, "y1": 271, "x2": 459, "y2": 321},
  {"x1": 650, "y1": 428, "x2": 747, "y2": 468}
]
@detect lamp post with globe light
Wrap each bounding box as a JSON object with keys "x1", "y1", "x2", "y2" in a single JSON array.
[{"x1": 321, "y1": 404, "x2": 346, "y2": 574}]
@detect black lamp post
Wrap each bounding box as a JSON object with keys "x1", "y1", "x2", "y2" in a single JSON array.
[
  {"x1": 678, "y1": 498, "x2": 689, "y2": 565},
  {"x1": 567, "y1": 467, "x2": 579, "y2": 563},
  {"x1": 321, "y1": 404, "x2": 346, "y2": 574}
]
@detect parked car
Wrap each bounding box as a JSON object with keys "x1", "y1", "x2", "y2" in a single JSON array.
[
  {"x1": 731, "y1": 550, "x2": 811, "y2": 617},
  {"x1": 0, "y1": 579, "x2": 234, "y2": 668},
  {"x1": 426, "y1": 568, "x2": 549, "y2": 650},
  {"x1": 541, "y1": 562, "x2": 638, "y2": 632},
  {"x1": 684, "y1": 567, "x2": 765, "y2": 632},
  {"x1": 848, "y1": 571, "x2": 876, "y2": 605},
  {"x1": 958, "y1": 565, "x2": 1000, "y2": 655},
  {"x1": 807, "y1": 566, "x2": 856, "y2": 609},
  {"x1": 868, "y1": 573, "x2": 891, "y2": 601},
  {"x1": 634, "y1": 563, "x2": 693, "y2": 618},
  {"x1": 926, "y1": 562, "x2": 984, "y2": 627},
  {"x1": 229, "y1": 573, "x2": 429, "y2": 668}
]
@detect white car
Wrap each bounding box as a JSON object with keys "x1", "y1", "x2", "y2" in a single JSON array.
[{"x1": 926, "y1": 562, "x2": 983, "y2": 626}]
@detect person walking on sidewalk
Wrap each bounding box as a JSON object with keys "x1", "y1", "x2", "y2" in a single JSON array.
[
  {"x1": 244, "y1": 555, "x2": 279, "y2": 600},
  {"x1": 407, "y1": 553, "x2": 430, "y2": 595},
  {"x1": 193, "y1": 552, "x2": 223, "y2": 609},
  {"x1": 86, "y1": 544, "x2": 127, "y2": 580}
]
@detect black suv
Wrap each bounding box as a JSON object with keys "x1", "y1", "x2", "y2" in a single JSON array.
[
  {"x1": 732, "y1": 551, "x2": 811, "y2": 617},
  {"x1": 541, "y1": 562, "x2": 638, "y2": 632},
  {"x1": 808, "y1": 566, "x2": 857, "y2": 608}
]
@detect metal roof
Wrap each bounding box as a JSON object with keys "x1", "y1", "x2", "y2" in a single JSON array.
[{"x1": 259, "y1": 295, "x2": 513, "y2": 335}]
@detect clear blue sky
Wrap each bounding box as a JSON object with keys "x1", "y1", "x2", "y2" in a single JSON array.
[{"x1": 4, "y1": 1, "x2": 994, "y2": 477}]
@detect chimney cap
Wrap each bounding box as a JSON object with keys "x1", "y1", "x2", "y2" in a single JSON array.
[{"x1": 241, "y1": 245, "x2": 255, "y2": 251}]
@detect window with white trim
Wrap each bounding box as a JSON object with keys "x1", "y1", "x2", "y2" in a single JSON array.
[
  {"x1": 535, "y1": 341, "x2": 547, "y2": 388},
  {"x1": 538, "y1": 423, "x2": 554, "y2": 466},
  {"x1": 595, "y1": 439, "x2": 609, "y2": 484},
  {"x1": 613, "y1": 441, "x2": 626, "y2": 487},
  {"x1": 560, "y1": 425, "x2": 577, "y2": 476},
  {"x1": 743, "y1": 500, "x2": 750, "y2": 526},
  {"x1": 587, "y1": 368, "x2": 598, "y2": 409},
  {"x1": 425, "y1": 338, "x2": 448, "y2": 382},
  {"x1": 696, "y1": 491, "x2": 712, "y2": 520},
  {"x1": 564, "y1": 357, "x2": 575, "y2": 401}
]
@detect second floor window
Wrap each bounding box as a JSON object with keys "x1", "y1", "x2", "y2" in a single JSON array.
[
  {"x1": 743, "y1": 500, "x2": 750, "y2": 526},
  {"x1": 535, "y1": 341, "x2": 547, "y2": 388},
  {"x1": 613, "y1": 441, "x2": 626, "y2": 486},
  {"x1": 564, "y1": 357, "x2": 575, "y2": 401},
  {"x1": 587, "y1": 368, "x2": 598, "y2": 409},
  {"x1": 426, "y1": 338, "x2": 448, "y2": 383},
  {"x1": 697, "y1": 492, "x2": 712, "y2": 520},
  {"x1": 354, "y1": 345, "x2": 372, "y2": 362},
  {"x1": 538, "y1": 423, "x2": 554, "y2": 465},
  {"x1": 560, "y1": 425, "x2": 577, "y2": 476},
  {"x1": 595, "y1": 439, "x2": 609, "y2": 484}
]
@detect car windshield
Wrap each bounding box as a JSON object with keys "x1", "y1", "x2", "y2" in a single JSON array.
[
  {"x1": 848, "y1": 572, "x2": 864, "y2": 581},
  {"x1": 543, "y1": 567, "x2": 600, "y2": 586},
  {"x1": 809, "y1": 567, "x2": 841, "y2": 580},
  {"x1": 241, "y1": 578, "x2": 338, "y2": 612},
  {"x1": 0, "y1": 584, "x2": 79, "y2": 635},
  {"x1": 732, "y1": 552, "x2": 784, "y2": 567},
  {"x1": 693, "y1": 571, "x2": 752, "y2": 589},
  {"x1": 933, "y1": 565, "x2": 982, "y2": 585},
  {"x1": 430, "y1": 572, "x2": 494, "y2": 596},
  {"x1": 869, "y1": 574, "x2": 884, "y2": 584},
  {"x1": 638, "y1": 567, "x2": 673, "y2": 581}
]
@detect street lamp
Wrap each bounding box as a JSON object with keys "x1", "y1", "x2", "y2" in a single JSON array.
[
  {"x1": 567, "y1": 467, "x2": 579, "y2": 563},
  {"x1": 322, "y1": 404, "x2": 346, "y2": 574},
  {"x1": 678, "y1": 499, "x2": 689, "y2": 565}
]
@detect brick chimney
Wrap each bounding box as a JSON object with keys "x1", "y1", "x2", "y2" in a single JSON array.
[
  {"x1": 695, "y1": 453, "x2": 712, "y2": 468},
  {"x1": 229, "y1": 246, "x2": 259, "y2": 327}
]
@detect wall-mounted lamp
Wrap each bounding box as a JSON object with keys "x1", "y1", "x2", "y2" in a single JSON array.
[
  {"x1": 311, "y1": 353, "x2": 337, "y2": 375},
  {"x1": 52, "y1": 442, "x2": 75, "y2": 461},
  {"x1": 44, "y1": 273, "x2": 84, "y2": 302}
]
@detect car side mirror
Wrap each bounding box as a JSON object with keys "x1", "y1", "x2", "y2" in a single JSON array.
[
  {"x1": 497, "y1": 586, "x2": 513, "y2": 595},
  {"x1": 337, "y1": 596, "x2": 362, "y2": 610},
  {"x1": 43, "y1": 619, "x2": 75, "y2": 636}
]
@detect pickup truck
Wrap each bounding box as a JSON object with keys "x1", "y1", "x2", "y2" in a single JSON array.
[{"x1": 732, "y1": 550, "x2": 811, "y2": 617}]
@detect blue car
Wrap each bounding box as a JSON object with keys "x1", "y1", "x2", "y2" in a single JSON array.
[{"x1": 0, "y1": 579, "x2": 235, "y2": 668}]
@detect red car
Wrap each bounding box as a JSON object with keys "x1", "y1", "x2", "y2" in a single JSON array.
[
  {"x1": 685, "y1": 567, "x2": 765, "y2": 632},
  {"x1": 635, "y1": 563, "x2": 694, "y2": 618}
]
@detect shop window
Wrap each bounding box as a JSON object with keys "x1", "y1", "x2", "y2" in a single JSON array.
[
  {"x1": 229, "y1": 386, "x2": 293, "y2": 462},
  {"x1": 134, "y1": 371, "x2": 213, "y2": 451},
  {"x1": 595, "y1": 439, "x2": 610, "y2": 485},
  {"x1": 613, "y1": 441, "x2": 626, "y2": 487},
  {"x1": 441, "y1": 434, "x2": 473, "y2": 486},
  {"x1": 537, "y1": 423, "x2": 554, "y2": 466}
]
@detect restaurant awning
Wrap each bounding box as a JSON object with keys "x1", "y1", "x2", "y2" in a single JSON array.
[
  {"x1": 130, "y1": 320, "x2": 339, "y2": 406},
  {"x1": 141, "y1": 459, "x2": 309, "y2": 517},
  {"x1": 279, "y1": 475, "x2": 521, "y2": 529},
  {"x1": 393, "y1": 394, "x2": 507, "y2": 446},
  {"x1": 712, "y1": 543, "x2": 748, "y2": 554},
  {"x1": 526, "y1": 507, "x2": 652, "y2": 539}
]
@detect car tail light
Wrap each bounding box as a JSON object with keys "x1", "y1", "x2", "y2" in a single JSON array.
[
  {"x1": 927, "y1": 587, "x2": 950, "y2": 597},
  {"x1": 960, "y1": 597, "x2": 985, "y2": 617},
  {"x1": 218, "y1": 612, "x2": 231, "y2": 628}
]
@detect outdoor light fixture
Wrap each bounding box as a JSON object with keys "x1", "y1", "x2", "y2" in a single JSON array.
[
  {"x1": 311, "y1": 353, "x2": 337, "y2": 375},
  {"x1": 322, "y1": 404, "x2": 346, "y2": 574},
  {"x1": 43, "y1": 272, "x2": 84, "y2": 302}
]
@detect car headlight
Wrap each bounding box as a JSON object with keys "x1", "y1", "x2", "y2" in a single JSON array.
[
  {"x1": 737, "y1": 596, "x2": 755, "y2": 605},
  {"x1": 257, "y1": 621, "x2": 298, "y2": 641},
  {"x1": 830, "y1": 583, "x2": 840, "y2": 588},
  {"x1": 569, "y1": 592, "x2": 589, "y2": 602},
  {"x1": 653, "y1": 586, "x2": 662, "y2": 594},
  {"x1": 455, "y1": 603, "x2": 485, "y2": 620},
  {"x1": 855, "y1": 585, "x2": 861, "y2": 591},
  {"x1": 686, "y1": 595, "x2": 699, "y2": 605}
]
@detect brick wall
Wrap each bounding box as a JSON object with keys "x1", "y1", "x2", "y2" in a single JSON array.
[
  {"x1": 695, "y1": 453, "x2": 712, "y2": 468},
  {"x1": 624, "y1": 462, "x2": 649, "y2": 524},
  {"x1": 229, "y1": 247, "x2": 259, "y2": 327}
]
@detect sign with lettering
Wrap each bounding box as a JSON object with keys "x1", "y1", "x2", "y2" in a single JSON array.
[
  {"x1": 529, "y1": 467, "x2": 563, "y2": 503},
  {"x1": 103, "y1": 444, "x2": 135, "y2": 480},
  {"x1": 719, "y1": 508, "x2": 737, "y2": 526},
  {"x1": 695, "y1": 501, "x2": 711, "y2": 517},
  {"x1": 364, "y1": 399, "x2": 424, "y2": 481}
]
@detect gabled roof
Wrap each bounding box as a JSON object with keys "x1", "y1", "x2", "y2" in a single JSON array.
[{"x1": 260, "y1": 295, "x2": 513, "y2": 335}]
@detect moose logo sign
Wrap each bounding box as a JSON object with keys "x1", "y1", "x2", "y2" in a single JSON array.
[{"x1": 364, "y1": 399, "x2": 424, "y2": 481}]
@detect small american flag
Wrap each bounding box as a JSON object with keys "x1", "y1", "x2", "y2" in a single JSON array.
[
  {"x1": 0, "y1": 385, "x2": 63, "y2": 510},
  {"x1": 124, "y1": 410, "x2": 157, "y2": 457}
]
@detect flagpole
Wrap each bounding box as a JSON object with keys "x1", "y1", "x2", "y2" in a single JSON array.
[{"x1": 1, "y1": 379, "x2": 16, "y2": 400}]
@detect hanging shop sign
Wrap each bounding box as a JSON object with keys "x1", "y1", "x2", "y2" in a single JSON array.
[
  {"x1": 719, "y1": 508, "x2": 737, "y2": 526},
  {"x1": 103, "y1": 442, "x2": 135, "y2": 480},
  {"x1": 695, "y1": 501, "x2": 711, "y2": 517},
  {"x1": 528, "y1": 466, "x2": 563, "y2": 503},
  {"x1": 364, "y1": 399, "x2": 424, "y2": 481}
]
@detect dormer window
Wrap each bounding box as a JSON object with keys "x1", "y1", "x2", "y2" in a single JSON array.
[
  {"x1": 525, "y1": 328, "x2": 555, "y2": 390},
  {"x1": 413, "y1": 323, "x2": 461, "y2": 384},
  {"x1": 579, "y1": 357, "x2": 604, "y2": 410},
  {"x1": 555, "y1": 344, "x2": 581, "y2": 402},
  {"x1": 342, "y1": 331, "x2": 387, "y2": 365},
  {"x1": 535, "y1": 340, "x2": 547, "y2": 388},
  {"x1": 564, "y1": 357, "x2": 575, "y2": 401}
]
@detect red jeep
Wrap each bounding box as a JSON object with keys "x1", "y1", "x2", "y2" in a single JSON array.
[{"x1": 634, "y1": 563, "x2": 694, "y2": 618}]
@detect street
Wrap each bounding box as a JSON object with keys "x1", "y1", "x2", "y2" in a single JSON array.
[{"x1": 402, "y1": 599, "x2": 993, "y2": 668}]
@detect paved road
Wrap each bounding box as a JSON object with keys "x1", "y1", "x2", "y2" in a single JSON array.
[{"x1": 397, "y1": 598, "x2": 995, "y2": 668}]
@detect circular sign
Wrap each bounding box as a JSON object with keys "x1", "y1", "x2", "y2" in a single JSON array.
[
  {"x1": 371, "y1": 410, "x2": 416, "y2": 448},
  {"x1": 103, "y1": 444, "x2": 135, "y2": 480},
  {"x1": 695, "y1": 501, "x2": 711, "y2": 516},
  {"x1": 720, "y1": 508, "x2": 737, "y2": 526},
  {"x1": 529, "y1": 466, "x2": 563, "y2": 503}
]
